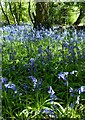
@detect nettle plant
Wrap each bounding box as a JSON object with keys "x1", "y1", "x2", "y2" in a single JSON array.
[{"x1": 1, "y1": 24, "x2": 85, "y2": 119}]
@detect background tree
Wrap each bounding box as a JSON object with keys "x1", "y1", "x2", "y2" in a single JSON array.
[
  {"x1": 0, "y1": 2, "x2": 29, "y2": 26},
  {"x1": 73, "y1": 2, "x2": 85, "y2": 26},
  {"x1": 0, "y1": 2, "x2": 10, "y2": 25},
  {"x1": 0, "y1": 2, "x2": 85, "y2": 28},
  {"x1": 28, "y1": 2, "x2": 50, "y2": 29},
  {"x1": 35, "y1": 2, "x2": 50, "y2": 29}
]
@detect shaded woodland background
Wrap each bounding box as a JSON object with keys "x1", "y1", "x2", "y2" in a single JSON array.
[{"x1": 0, "y1": 2, "x2": 85, "y2": 28}]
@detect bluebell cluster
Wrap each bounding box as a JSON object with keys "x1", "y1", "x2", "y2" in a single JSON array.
[
  {"x1": 58, "y1": 71, "x2": 85, "y2": 104},
  {"x1": 42, "y1": 108, "x2": 58, "y2": 118},
  {"x1": 1, "y1": 24, "x2": 85, "y2": 119},
  {"x1": 1, "y1": 24, "x2": 85, "y2": 93},
  {"x1": 69, "y1": 86, "x2": 85, "y2": 94},
  {"x1": 29, "y1": 76, "x2": 42, "y2": 91},
  {"x1": 48, "y1": 86, "x2": 57, "y2": 101},
  {"x1": 1, "y1": 24, "x2": 85, "y2": 42},
  {"x1": 58, "y1": 71, "x2": 85, "y2": 93},
  {"x1": 1, "y1": 24, "x2": 57, "y2": 42},
  {"x1": 58, "y1": 72, "x2": 68, "y2": 81},
  {"x1": 47, "y1": 86, "x2": 57, "y2": 117},
  {"x1": 29, "y1": 58, "x2": 35, "y2": 67},
  {"x1": 4, "y1": 83, "x2": 16, "y2": 91},
  {"x1": 1, "y1": 77, "x2": 8, "y2": 84},
  {"x1": 2, "y1": 24, "x2": 85, "y2": 67},
  {"x1": 1, "y1": 77, "x2": 16, "y2": 91},
  {"x1": 78, "y1": 86, "x2": 85, "y2": 94},
  {"x1": 29, "y1": 76, "x2": 37, "y2": 88}
]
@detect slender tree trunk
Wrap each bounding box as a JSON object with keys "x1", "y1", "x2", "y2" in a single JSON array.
[
  {"x1": 73, "y1": 3, "x2": 85, "y2": 26},
  {"x1": 73, "y1": 8, "x2": 84, "y2": 26},
  {"x1": 13, "y1": 3, "x2": 20, "y2": 25},
  {"x1": 0, "y1": 2, "x2": 10, "y2": 25},
  {"x1": 18, "y1": 1, "x2": 22, "y2": 23},
  {"x1": 28, "y1": 2, "x2": 34, "y2": 25},
  {"x1": 8, "y1": 2, "x2": 16, "y2": 24}
]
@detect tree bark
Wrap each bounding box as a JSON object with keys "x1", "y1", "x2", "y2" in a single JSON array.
[
  {"x1": 73, "y1": 8, "x2": 84, "y2": 26},
  {"x1": 8, "y1": 2, "x2": 16, "y2": 24},
  {"x1": 35, "y1": 2, "x2": 49, "y2": 29},
  {"x1": 13, "y1": 3, "x2": 20, "y2": 25},
  {"x1": 18, "y1": 1, "x2": 22, "y2": 23},
  {"x1": 0, "y1": 2, "x2": 10, "y2": 25},
  {"x1": 73, "y1": 4, "x2": 85, "y2": 26},
  {"x1": 28, "y1": 2, "x2": 34, "y2": 25}
]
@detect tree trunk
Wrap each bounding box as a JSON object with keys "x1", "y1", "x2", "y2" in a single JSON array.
[
  {"x1": 0, "y1": 2, "x2": 10, "y2": 25},
  {"x1": 8, "y1": 2, "x2": 16, "y2": 24},
  {"x1": 73, "y1": 8, "x2": 84, "y2": 26},
  {"x1": 73, "y1": 4, "x2": 85, "y2": 26},
  {"x1": 18, "y1": 1, "x2": 22, "y2": 23},
  {"x1": 35, "y1": 2, "x2": 49, "y2": 29},
  {"x1": 28, "y1": 2, "x2": 34, "y2": 25},
  {"x1": 13, "y1": 3, "x2": 20, "y2": 25}
]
